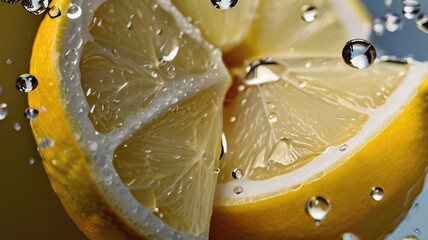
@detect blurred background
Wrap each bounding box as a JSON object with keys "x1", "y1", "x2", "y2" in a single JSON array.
[{"x1": 0, "y1": 0, "x2": 427, "y2": 239}]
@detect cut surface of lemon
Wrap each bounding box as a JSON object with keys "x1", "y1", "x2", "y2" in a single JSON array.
[{"x1": 29, "y1": 0, "x2": 428, "y2": 240}]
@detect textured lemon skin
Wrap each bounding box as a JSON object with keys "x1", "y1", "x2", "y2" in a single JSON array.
[
  {"x1": 29, "y1": 0, "x2": 145, "y2": 239},
  {"x1": 211, "y1": 79, "x2": 428, "y2": 240}
]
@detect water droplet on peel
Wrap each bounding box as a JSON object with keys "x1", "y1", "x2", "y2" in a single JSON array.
[
  {"x1": 21, "y1": 0, "x2": 49, "y2": 15},
  {"x1": 401, "y1": 236, "x2": 419, "y2": 240},
  {"x1": 245, "y1": 58, "x2": 280, "y2": 85},
  {"x1": 339, "y1": 144, "x2": 347, "y2": 151},
  {"x1": 342, "y1": 39, "x2": 376, "y2": 69},
  {"x1": 416, "y1": 14, "x2": 428, "y2": 33},
  {"x1": 66, "y1": 4, "x2": 82, "y2": 19},
  {"x1": 233, "y1": 186, "x2": 243, "y2": 195},
  {"x1": 342, "y1": 233, "x2": 361, "y2": 240},
  {"x1": 28, "y1": 158, "x2": 35, "y2": 165},
  {"x1": 48, "y1": 5, "x2": 62, "y2": 18},
  {"x1": 372, "y1": 18, "x2": 385, "y2": 36},
  {"x1": 370, "y1": 186, "x2": 385, "y2": 201},
  {"x1": 37, "y1": 137, "x2": 54, "y2": 150},
  {"x1": 232, "y1": 168, "x2": 243, "y2": 180},
  {"x1": 384, "y1": 12, "x2": 403, "y2": 32},
  {"x1": 305, "y1": 196, "x2": 331, "y2": 226},
  {"x1": 24, "y1": 108, "x2": 39, "y2": 120},
  {"x1": 402, "y1": 0, "x2": 421, "y2": 19},
  {"x1": 13, "y1": 122, "x2": 21, "y2": 131},
  {"x1": 301, "y1": 5, "x2": 318, "y2": 22},
  {"x1": 0, "y1": 103, "x2": 8, "y2": 120},
  {"x1": 211, "y1": 0, "x2": 239, "y2": 10},
  {"x1": 6, "y1": 58, "x2": 12, "y2": 65},
  {"x1": 268, "y1": 112, "x2": 279, "y2": 123},
  {"x1": 16, "y1": 74, "x2": 38, "y2": 93}
]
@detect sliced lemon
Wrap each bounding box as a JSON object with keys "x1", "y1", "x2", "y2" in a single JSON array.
[
  {"x1": 29, "y1": 0, "x2": 428, "y2": 239},
  {"x1": 30, "y1": 0, "x2": 229, "y2": 238}
]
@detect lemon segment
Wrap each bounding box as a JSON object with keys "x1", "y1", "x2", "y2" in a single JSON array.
[
  {"x1": 30, "y1": 0, "x2": 230, "y2": 238},
  {"x1": 171, "y1": 0, "x2": 259, "y2": 51}
]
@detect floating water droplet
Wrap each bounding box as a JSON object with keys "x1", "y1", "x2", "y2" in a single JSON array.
[
  {"x1": 339, "y1": 144, "x2": 347, "y2": 151},
  {"x1": 416, "y1": 14, "x2": 428, "y2": 33},
  {"x1": 0, "y1": 103, "x2": 8, "y2": 120},
  {"x1": 232, "y1": 168, "x2": 243, "y2": 180},
  {"x1": 384, "y1": 12, "x2": 403, "y2": 32},
  {"x1": 370, "y1": 187, "x2": 384, "y2": 201},
  {"x1": 21, "y1": 0, "x2": 49, "y2": 15},
  {"x1": 305, "y1": 196, "x2": 331, "y2": 226},
  {"x1": 214, "y1": 168, "x2": 220, "y2": 174},
  {"x1": 301, "y1": 5, "x2": 318, "y2": 22},
  {"x1": 16, "y1": 74, "x2": 38, "y2": 93},
  {"x1": 342, "y1": 233, "x2": 361, "y2": 240},
  {"x1": 66, "y1": 4, "x2": 82, "y2": 19},
  {"x1": 37, "y1": 137, "x2": 54, "y2": 150},
  {"x1": 342, "y1": 39, "x2": 376, "y2": 69},
  {"x1": 28, "y1": 158, "x2": 35, "y2": 165},
  {"x1": 402, "y1": 0, "x2": 421, "y2": 19},
  {"x1": 211, "y1": 0, "x2": 238, "y2": 10},
  {"x1": 48, "y1": 5, "x2": 62, "y2": 18},
  {"x1": 6, "y1": 58, "x2": 12, "y2": 65},
  {"x1": 245, "y1": 58, "x2": 280, "y2": 85},
  {"x1": 372, "y1": 18, "x2": 385, "y2": 36},
  {"x1": 233, "y1": 186, "x2": 243, "y2": 195},
  {"x1": 24, "y1": 108, "x2": 39, "y2": 120},
  {"x1": 268, "y1": 112, "x2": 278, "y2": 123},
  {"x1": 13, "y1": 122, "x2": 21, "y2": 131},
  {"x1": 401, "y1": 236, "x2": 419, "y2": 240}
]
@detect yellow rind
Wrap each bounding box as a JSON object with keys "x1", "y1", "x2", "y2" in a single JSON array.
[
  {"x1": 29, "y1": 0, "x2": 144, "y2": 239},
  {"x1": 211, "y1": 77, "x2": 428, "y2": 240}
]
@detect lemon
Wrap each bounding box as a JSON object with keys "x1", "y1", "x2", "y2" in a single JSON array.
[{"x1": 28, "y1": 0, "x2": 428, "y2": 240}]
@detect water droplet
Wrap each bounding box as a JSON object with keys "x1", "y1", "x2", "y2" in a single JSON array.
[
  {"x1": 402, "y1": 0, "x2": 421, "y2": 19},
  {"x1": 245, "y1": 58, "x2": 280, "y2": 85},
  {"x1": 267, "y1": 138, "x2": 293, "y2": 166},
  {"x1": 384, "y1": 12, "x2": 403, "y2": 32},
  {"x1": 156, "y1": 29, "x2": 163, "y2": 35},
  {"x1": 237, "y1": 85, "x2": 245, "y2": 92},
  {"x1": 13, "y1": 122, "x2": 21, "y2": 131},
  {"x1": 145, "y1": 149, "x2": 152, "y2": 154},
  {"x1": 342, "y1": 233, "x2": 361, "y2": 240},
  {"x1": 0, "y1": 103, "x2": 8, "y2": 120},
  {"x1": 339, "y1": 144, "x2": 347, "y2": 151},
  {"x1": 401, "y1": 236, "x2": 419, "y2": 240},
  {"x1": 372, "y1": 18, "x2": 385, "y2": 36},
  {"x1": 305, "y1": 196, "x2": 331, "y2": 226},
  {"x1": 160, "y1": 46, "x2": 179, "y2": 63},
  {"x1": 24, "y1": 108, "x2": 39, "y2": 120},
  {"x1": 48, "y1": 5, "x2": 62, "y2": 18},
  {"x1": 268, "y1": 112, "x2": 278, "y2": 123},
  {"x1": 230, "y1": 116, "x2": 237, "y2": 123},
  {"x1": 220, "y1": 133, "x2": 228, "y2": 160},
  {"x1": 298, "y1": 80, "x2": 308, "y2": 88},
  {"x1": 151, "y1": 71, "x2": 158, "y2": 78},
  {"x1": 6, "y1": 58, "x2": 12, "y2": 65},
  {"x1": 342, "y1": 39, "x2": 376, "y2": 69},
  {"x1": 37, "y1": 137, "x2": 54, "y2": 150},
  {"x1": 211, "y1": 0, "x2": 238, "y2": 10},
  {"x1": 416, "y1": 14, "x2": 428, "y2": 33},
  {"x1": 66, "y1": 4, "x2": 82, "y2": 19},
  {"x1": 214, "y1": 168, "x2": 220, "y2": 174},
  {"x1": 233, "y1": 186, "x2": 243, "y2": 195},
  {"x1": 232, "y1": 168, "x2": 243, "y2": 180},
  {"x1": 301, "y1": 5, "x2": 318, "y2": 22},
  {"x1": 172, "y1": 154, "x2": 181, "y2": 159},
  {"x1": 16, "y1": 74, "x2": 38, "y2": 93},
  {"x1": 21, "y1": 0, "x2": 49, "y2": 15},
  {"x1": 370, "y1": 187, "x2": 384, "y2": 201},
  {"x1": 166, "y1": 65, "x2": 176, "y2": 78},
  {"x1": 414, "y1": 228, "x2": 421, "y2": 235},
  {"x1": 28, "y1": 158, "x2": 35, "y2": 165}
]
